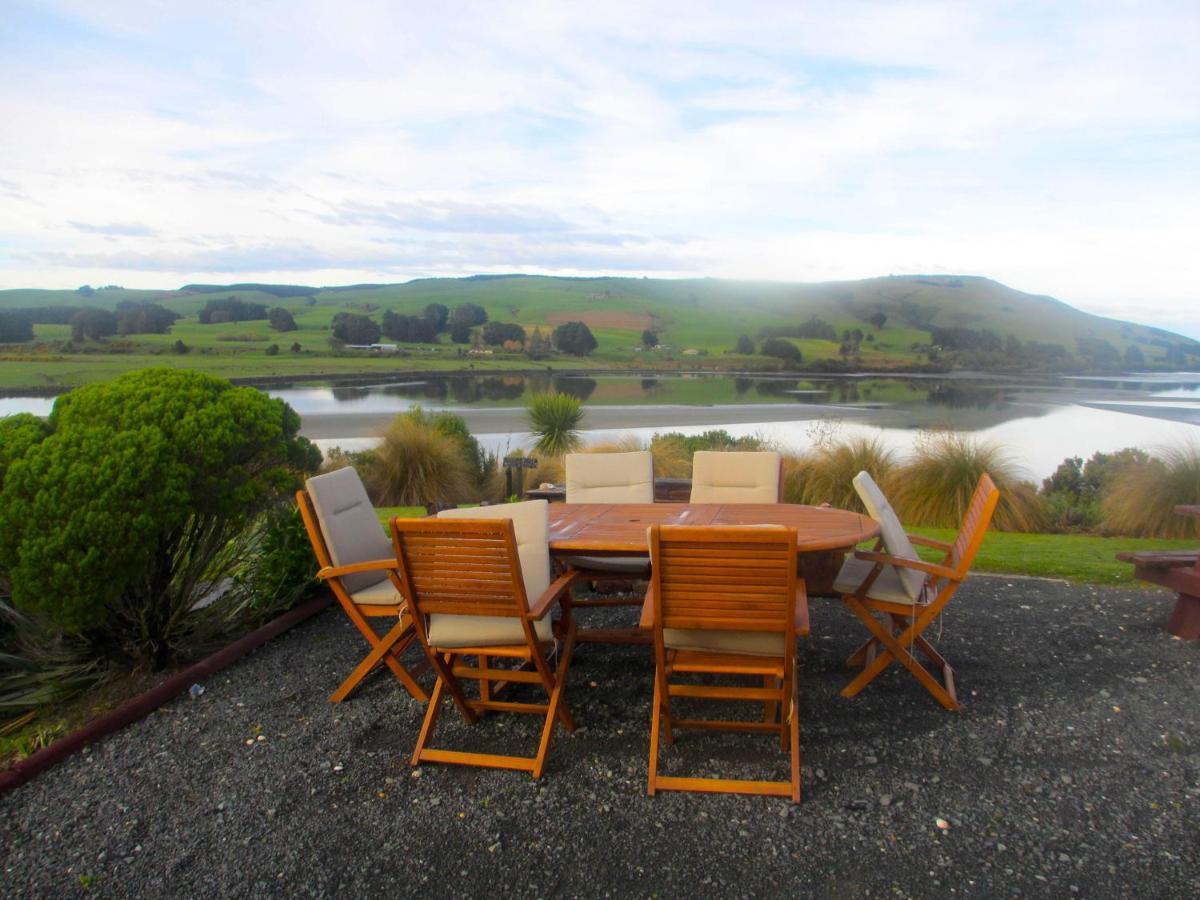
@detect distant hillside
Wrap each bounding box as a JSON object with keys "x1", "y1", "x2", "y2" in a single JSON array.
[{"x1": 2, "y1": 275, "x2": 1197, "y2": 389}]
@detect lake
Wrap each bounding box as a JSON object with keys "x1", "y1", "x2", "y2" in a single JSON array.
[{"x1": 4, "y1": 372, "x2": 1198, "y2": 480}]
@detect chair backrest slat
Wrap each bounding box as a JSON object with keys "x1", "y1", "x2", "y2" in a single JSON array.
[
  {"x1": 650, "y1": 526, "x2": 796, "y2": 633},
  {"x1": 948, "y1": 474, "x2": 1000, "y2": 576},
  {"x1": 392, "y1": 518, "x2": 527, "y2": 619}
]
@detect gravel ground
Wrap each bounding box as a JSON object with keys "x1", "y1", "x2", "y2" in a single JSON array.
[{"x1": 2, "y1": 578, "x2": 1198, "y2": 898}]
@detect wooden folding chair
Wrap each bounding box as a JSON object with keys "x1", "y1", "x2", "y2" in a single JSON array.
[
  {"x1": 643, "y1": 524, "x2": 807, "y2": 803},
  {"x1": 392, "y1": 502, "x2": 581, "y2": 779},
  {"x1": 298, "y1": 468, "x2": 427, "y2": 704},
  {"x1": 835, "y1": 472, "x2": 1000, "y2": 710}
]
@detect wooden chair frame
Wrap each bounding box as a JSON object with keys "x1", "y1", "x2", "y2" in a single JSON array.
[
  {"x1": 391, "y1": 517, "x2": 582, "y2": 779},
  {"x1": 296, "y1": 490, "x2": 428, "y2": 704},
  {"x1": 643, "y1": 525, "x2": 808, "y2": 803},
  {"x1": 840, "y1": 474, "x2": 1000, "y2": 710}
]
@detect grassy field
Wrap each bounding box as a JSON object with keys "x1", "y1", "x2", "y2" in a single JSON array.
[{"x1": 3, "y1": 274, "x2": 1196, "y2": 392}]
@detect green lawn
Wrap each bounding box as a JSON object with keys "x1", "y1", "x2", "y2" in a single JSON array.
[
  {"x1": 907, "y1": 527, "x2": 1196, "y2": 585},
  {"x1": 371, "y1": 506, "x2": 1191, "y2": 586}
]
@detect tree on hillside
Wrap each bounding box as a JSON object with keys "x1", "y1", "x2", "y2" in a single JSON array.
[
  {"x1": 641, "y1": 329, "x2": 658, "y2": 349},
  {"x1": 423, "y1": 303, "x2": 450, "y2": 331},
  {"x1": 761, "y1": 337, "x2": 802, "y2": 365},
  {"x1": 70, "y1": 308, "x2": 118, "y2": 341},
  {"x1": 383, "y1": 311, "x2": 439, "y2": 343},
  {"x1": 867, "y1": 311, "x2": 887, "y2": 330},
  {"x1": 0, "y1": 311, "x2": 34, "y2": 343},
  {"x1": 449, "y1": 321, "x2": 472, "y2": 343},
  {"x1": 331, "y1": 312, "x2": 381, "y2": 345},
  {"x1": 116, "y1": 302, "x2": 180, "y2": 335},
  {"x1": 525, "y1": 328, "x2": 552, "y2": 360},
  {"x1": 198, "y1": 297, "x2": 270, "y2": 324},
  {"x1": 268, "y1": 307, "x2": 298, "y2": 332},
  {"x1": 482, "y1": 321, "x2": 526, "y2": 346},
  {"x1": 735, "y1": 334, "x2": 754, "y2": 354},
  {"x1": 552, "y1": 321, "x2": 598, "y2": 356},
  {"x1": 450, "y1": 303, "x2": 488, "y2": 329}
]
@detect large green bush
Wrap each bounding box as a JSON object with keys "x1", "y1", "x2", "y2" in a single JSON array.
[{"x1": 0, "y1": 368, "x2": 319, "y2": 667}]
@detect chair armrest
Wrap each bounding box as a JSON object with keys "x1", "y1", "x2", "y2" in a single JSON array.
[
  {"x1": 908, "y1": 534, "x2": 953, "y2": 552},
  {"x1": 793, "y1": 582, "x2": 810, "y2": 637},
  {"x1": 853, "y1": 549, "x2": 959, "y2": 581},
  {"x1": 316, "y1": 558, "x2": 399, "y2": 581},
  {"x1": 639, "y1": 583, "x2": 657, "y2": 630},
  {"x1": 528, "y1": 569, "x2": 582, "y2": 620}
]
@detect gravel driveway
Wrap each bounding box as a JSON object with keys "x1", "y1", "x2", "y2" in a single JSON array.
[{"x1": 2, "y1": 577, "x2": 1198, "y2": 897}]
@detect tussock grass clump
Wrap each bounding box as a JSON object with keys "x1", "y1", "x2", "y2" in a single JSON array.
[
  {"x1": 779, "y1": 451, "x2": 816, "y2": 505},
  {"x1": 368, "y1": 417, "x2": 471, "y2": 509},
  {"x1": 800, "y1": 435, "x2": 895, "y2": 512},
  {"x1": 1102, "y1": 442, "x2": 1200, "y2": 538},
  {"x1": 889, "y1": 432, "x2": 1046, "y2": 532},
  {"x1": 527, "y1": 392, "x2": 584, "y2": 457}
]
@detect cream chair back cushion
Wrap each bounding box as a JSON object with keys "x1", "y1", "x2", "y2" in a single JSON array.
[
  {"x1": 565, "y1": 450, "x2": 654, "y2": 504},
  {"x1": 852, "y1": 471, "x2": 925, "y2": 601},
  {"x1": 690, "y1": 450, "x2": 780, "y2": 504},
  {"x1": 306, "y1": 467, "x2": 394, "y2": 593},
  {"x1": 437, "y1": 499, "x2": 551, "y2": 602}
]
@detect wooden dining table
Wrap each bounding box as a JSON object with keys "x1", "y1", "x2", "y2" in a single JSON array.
[{"x1": 547, "y1": 502, "x2": 881, "y2": 641}]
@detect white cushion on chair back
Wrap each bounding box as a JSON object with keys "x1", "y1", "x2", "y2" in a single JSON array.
[
  {"x1": 565, "y1": 451, "x2": 654, "y2": 504},
  {"x1": 305, "y1": 467, "x2": 394, "y2": 594},
  {"x1": 438, "y1": 500, "x2": 550, "y2": 604},
  {"x1": 689, "y1": 451, "x2": 780, "y2": 503},
  {"x1": 851, "y1": 471, "x2": 925, "y2": 601}
]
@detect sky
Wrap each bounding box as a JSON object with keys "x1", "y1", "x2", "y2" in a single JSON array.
[{"x1": 1, "y1": 1, "x2": 1198, "y2": 337}]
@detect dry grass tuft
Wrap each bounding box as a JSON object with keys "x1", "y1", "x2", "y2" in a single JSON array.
[
  {"x1": 889, "y1": 431, "x2": 1046, "y2": 532},
  {"x1": 800, "y1": 435, "x2": 896, "y2": 511},
  {"x1": 367, "y1": 416, "x2": 472, "y2": 509},
  {"x1": 1101, "y1": 442, "x2": 1200, "y2": 538}
]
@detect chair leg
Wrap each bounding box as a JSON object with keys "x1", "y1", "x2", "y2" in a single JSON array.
[
  {"x1": 841, "y1": 598, "x2": 959, "y2": 710},
  {"x1": 763, "y1": 675, "x2": 778, "y2": 724},
  {"x1": 533, "y1": 634, "x2": 576, "y2": 780},
  {"x1": 846, "y1": 635, "x2": 878, "y2": 668},
  {"x1": 331, "y1": 617, "x2": 427, "y2": 703},
  {"x1": 647, "y1": 673, "x2": 663, "y2": 796},
  {"x1": 411, "y1": 678, "x2": 447, "y2": 766},
  {"x1": 788, "y1": 672, "x2": 801, "y2": 804}
]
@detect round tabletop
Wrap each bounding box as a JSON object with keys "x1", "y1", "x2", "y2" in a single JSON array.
[{"x1": 547, "y1": 502, "x2": 879, "y2": 555}]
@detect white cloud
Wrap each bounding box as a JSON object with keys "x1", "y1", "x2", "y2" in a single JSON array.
[{"x1": 0, "y1": 1, "x2": 1197, "y2": 336}]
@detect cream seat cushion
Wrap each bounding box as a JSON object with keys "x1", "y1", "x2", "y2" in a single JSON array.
[
  {"x1": 428, "y1": 500, "x2": 554, "y2": 648},
  {"x1": 689, "y1": 450, "x2": 781, "y2": 504},
  {"x1": 663, "y1": 628, "x2": 785, "y2": 657},
  {"x1": 832, "y1": 556, "x2": 924, "y2": 605},
  {"x1": 306, "y1": 467, "x2": 395, "y2": 596},
  {"x1": 564, "y1": 449, "x2": 654, "y2": 574},
  {"x1": 843, "y1": 470, "x2": 926, "y2": 602},
  {"x1": 565, "y1": 450, "x2": 654, "y2": 504}
]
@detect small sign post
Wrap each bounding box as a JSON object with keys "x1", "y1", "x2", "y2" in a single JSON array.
[{"x1": 502, "y1": 456, "x2": 538, "y2": 499}]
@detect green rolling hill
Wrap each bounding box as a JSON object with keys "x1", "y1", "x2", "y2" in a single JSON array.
[{"x1": 1, "y1": 274, "x2": 1196, "y2": 391}]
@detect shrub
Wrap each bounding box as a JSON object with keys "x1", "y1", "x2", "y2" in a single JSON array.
[
  {"x1": 779, "y1": 451, "x2": 816, "y2": 504},
  {"x1": 799, "y1": 435, "x2": 895, "y2": 511},
  {"x1": 367, "y1": 416, "x2": 471, "y2": 509},
  {"x1": 226, "y1": 502, "x2": 322, "y2": 624},
  {"x1": 647, "y1": 430, "x2": 766, "y2": 477},
  {"x1": 527, "y1": 392, "x2": 584, "y2": 457},
  {"x1": 0, "y1": 368, "x2": 318, "y2": 667},
  {"x1": 761, "y1": 337, "x2": 802, "y2": 364},
  {"x1": 735, "y1": 334, "x2": 755, "y2": 354},
  {"x1": 1101, "y1": 442, "x2": 1200, "y2": 538},
  {"x1": 0, "y1": 414, "x2": 51, "y2": 492},
  {"x1": 888, "y1": 432, "x2": 1047, "y2": 532},
  {"x1": 266, "y1": 343, "x2": 279, "y2": 355},
  {"x1": 1039, "y1": 448, "x2": 1149, "y2": 532}
]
